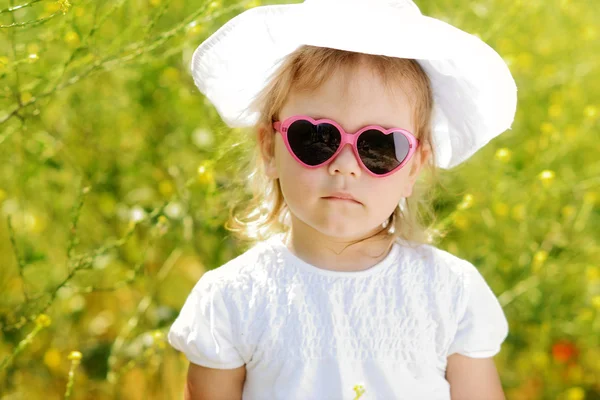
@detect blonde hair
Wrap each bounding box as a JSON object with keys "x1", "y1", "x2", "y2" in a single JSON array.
[{"x1": 224, "y1": 45, "x2": 447, "y2": 251}]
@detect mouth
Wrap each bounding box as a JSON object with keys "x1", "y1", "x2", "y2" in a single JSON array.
[{"x1": 322, "y1": 194, "x2": 362, "y2": 204}]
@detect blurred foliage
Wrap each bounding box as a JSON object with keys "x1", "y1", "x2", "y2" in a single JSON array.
[{"x1": 0, "y1": 0, "x2": 598, "y2": 399}]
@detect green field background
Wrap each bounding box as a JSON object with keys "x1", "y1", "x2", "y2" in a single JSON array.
[{"x1": 0, "y1": 0, "x2": 599, "y2": 399}]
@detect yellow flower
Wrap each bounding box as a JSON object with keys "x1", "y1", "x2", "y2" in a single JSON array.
[
  {"x1": 68, "y1": 350, "x2": 82, "y2": 364},
  {"x1": 28, "y1": 54, "x2": 39, "y2": 64},
  {"x1": 159, "y1": 67, "x2": 180, "y2": 86},
  {"x1": 533, "y1": 250, "x2": 548, "y2": 264},
  {"x1": 58, "y1": 0, "x2": 72, "y2": 14},
  {"x1": 20, "y1": 92, "x2": 33, "y2": 104},
  {"x1": 592, "y1": 296, "x2": 600, "y2": 310},
  {"x1": 577, "y1": 308, "x2": 594, "y2": 322},
  {"x1": 44, "y1": 348, "x2": 62, "y2": 371},
  {"x1": 127, "y1": 220, "x2": 136, "y2": 231},
  {"x1": 186, "y1": 22, "x2": 205, "y2": 36},
  {"x1": 158, "y1": 180, "x2": 174, "y2": 197},
  {"x1": 516, "y1": 52, "x2": 533, "y2": 71},
  {"x1": 561, "y1": 205, "x2": 576, "y2": 219},
  {"x1": 565, "y1": 125, "x2": 578, "y2": 138},
  {"x1": 493, "y1": 202, "x2": 509, "y2": 217},
  {"x1": 152, "y1": 330, "x2": 164, "y2": 341},
  {"x1": 35, "y1": 314, "x2": 52, "y2": 328},
  {"x1": 548, "y1": 104, "x2": 562, "y2": 119},
  {"x1": 353, "y1": 384, "x2": 366, "y2": 400},
  {"x1": 64, "y1": 31, "x2": 80, "y2": 48},
  {"x1": 457, "y1": 194, "x2": 474, "y2": 210},
  {"x1": 540, "y1": 122, "x2": 554, "y2": 134},
  {"x1": 532, "y1": 250, "x2": 548, "y2": 273},
  {"x1": 21, "y1": 210, "x2": 48, "y2": 233},
  {"x1": 152, "y1": 330, "x2": 166, "y2": 349},
  {"x1": 453, "y1": 213, "x2": 469, "y2": 230},
  {"x1": 198, "y1": 163, "x2": 215, "y2": 186},
  {"x1": 531, "y1": 351, "x2": 549, "y2": 368},
  {"x1": 585, "y1": 266, "x2": 600, "y2": 281},
  {"x1": 538, "y1": 170, "x2": 555, "y2": 187},
  {"x1": 583, "y1": 192, "x2": 597, "y2": 205},
  {"x1": 584, "y1": 105, "x2": 598, "y2": 120},
  {"x1": 0, "y1": 56, "x2": 8, "y2": 72},
  {"x1": 582, "y1": 25, "x2": 597, "y2": 41},
  {"x1": 494, "y1": 148, "x2": 511, "y2": 162},
  {"x1": 565, "y1": 387, "x2": 585, "y2": 400}
]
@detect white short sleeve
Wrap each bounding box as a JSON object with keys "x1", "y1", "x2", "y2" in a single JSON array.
[
  {"x1": 447, "y1": 262, "x2": 509, "y2": 358},
  {"x1": 167, "y1": 271, "x2": 245, "y2": 369}
]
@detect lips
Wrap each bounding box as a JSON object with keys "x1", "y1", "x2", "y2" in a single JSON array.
[{"x1": 323, "y1": 192, "x2": 361, "y2": 204}]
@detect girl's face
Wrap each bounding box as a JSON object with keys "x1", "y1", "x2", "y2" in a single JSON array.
[{"x1": 263, "y1": 62, "x2": 431, "y2": 242}]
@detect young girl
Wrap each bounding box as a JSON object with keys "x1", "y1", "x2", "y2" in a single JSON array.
[{"x1": 168, "y1": 0, "x2": 517, "y2": 399}]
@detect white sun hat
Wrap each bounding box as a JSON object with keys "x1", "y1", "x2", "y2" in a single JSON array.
[{"x1": 190, "y1": 0, "x2": 518, "y2": 169}]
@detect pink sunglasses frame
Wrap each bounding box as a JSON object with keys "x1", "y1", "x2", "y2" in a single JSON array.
[{"x1": 272, "y1": 115, "x2": 420, "y2": 177}]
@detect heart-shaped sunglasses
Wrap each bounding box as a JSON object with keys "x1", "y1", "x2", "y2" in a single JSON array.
[{"x1": 273, "y1": 115, "x2": 420, "y2": 177}]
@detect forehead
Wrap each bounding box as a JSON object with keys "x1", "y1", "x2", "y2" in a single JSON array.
[{"x1": 279, "y1": 62, "x2": 415, "y2": 132}]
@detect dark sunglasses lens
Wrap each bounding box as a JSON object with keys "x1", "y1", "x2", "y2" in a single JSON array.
[
  {"x1": 287, "y1": 120, "x2": 341, "y2": 166},
  {"x1": 357, "y1": 130, "x2": 410, "y2": 174}
]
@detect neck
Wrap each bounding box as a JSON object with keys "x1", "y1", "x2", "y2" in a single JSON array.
[{"x1": 283, "y1": 215, "x2": 395, "y2": 273}]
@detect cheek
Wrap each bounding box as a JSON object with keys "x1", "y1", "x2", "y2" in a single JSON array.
[
  {"x1": 275, "y1": 140, "x2": 322, "y2": 199},
  {"x1": 364, "y1": 175, "x2": 406, "y2": 212},
  {"x1": 280, "y1": 168, "x2": 318, "y2": 201}
]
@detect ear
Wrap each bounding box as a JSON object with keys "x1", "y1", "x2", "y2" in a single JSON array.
[
  {"x1": 258, "y1": 123, "x2": 278, "y2": 180},
  {"x1": 403, "y1": 142, "x2": 431, "y2": 197}
]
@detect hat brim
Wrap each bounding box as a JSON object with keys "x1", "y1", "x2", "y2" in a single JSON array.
[{"x1": 191, "y1": 3, "x2": 517, "y2": 169}]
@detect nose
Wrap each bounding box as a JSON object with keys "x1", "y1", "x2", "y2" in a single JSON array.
[{"x1": 327, "y1": 143, "x2": 362, "y2": 177}]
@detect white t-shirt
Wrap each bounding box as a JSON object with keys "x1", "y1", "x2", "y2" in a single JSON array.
[{"x1": 168, "y1": 233, "x2": 509, "y2": 400}]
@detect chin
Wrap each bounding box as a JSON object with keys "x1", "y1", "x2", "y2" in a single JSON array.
[
  {"x1": 289, "y1": 205, "x2": 382, "y2": 240},
  {"x1": 309, "y1": 219, "x2": 373, "y2": 241}
]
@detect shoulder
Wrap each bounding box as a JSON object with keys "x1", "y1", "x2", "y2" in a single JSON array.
[
  {"x1": 395, "y1": 241, "x2": 491, "y2": 313},
  {"x1": 192, "y1": 238, "x2": 279, "y2": 301},
  {"x1": 401, "y1": 241, "x2": 476, "y2": 283},
  {"x1": 405, "y1": 243, "x2": 505, "y2": 321}
]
